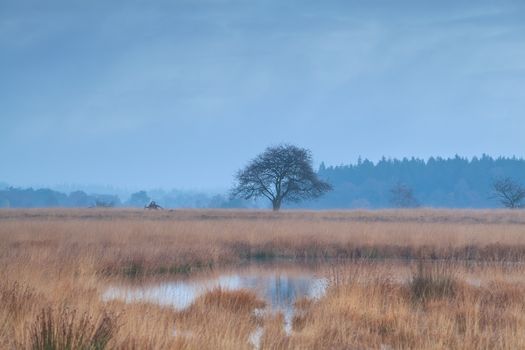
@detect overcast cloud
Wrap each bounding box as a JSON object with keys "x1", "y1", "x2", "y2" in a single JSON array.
[{"x1": 1, "y1": 0, "x2": 524, "y2": 190}]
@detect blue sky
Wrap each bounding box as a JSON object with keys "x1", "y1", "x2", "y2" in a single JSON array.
[{"x1": 1, "y1": 0, "x2": 524, "y2": 190}]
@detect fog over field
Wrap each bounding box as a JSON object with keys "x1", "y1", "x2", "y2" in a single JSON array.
[{"x1": 1, "y1": 0, "x2": 524, "y2": 190}]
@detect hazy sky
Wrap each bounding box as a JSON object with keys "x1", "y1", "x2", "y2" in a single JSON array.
[{"x1": 1, "y1": 0, "x2": 524, "y2": 190}]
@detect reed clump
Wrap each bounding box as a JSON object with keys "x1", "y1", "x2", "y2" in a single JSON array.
[
  {"x1": 409, "y1": 261, "x2": 458, "y2": 302},
  {"x1": 192, "y1": 288, "x2": 265, "y2": 314},
  {"x1": 175, "y1": 288, "x2": 265, "y2": 350},
  {"x1": 29, "y1": 307, "x2": 117, "y2": 350}
]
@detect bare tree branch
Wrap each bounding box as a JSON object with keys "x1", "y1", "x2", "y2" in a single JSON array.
[{"x1": 491, "y1": 177, "x2": 525, "y2": 209}]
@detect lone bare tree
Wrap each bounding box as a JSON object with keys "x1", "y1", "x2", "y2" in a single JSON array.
[
  {"x1": 491, "y1": 177, "x2": 525, "y2": 209},
  {"x1": 231, "y1": 144, "x2": 332, "y2": 211},
  {"x1": 390, "y1": 182, "x2": 420, "y2": 208}
]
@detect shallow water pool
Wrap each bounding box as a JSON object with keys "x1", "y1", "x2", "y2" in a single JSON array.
[{"x1": 103, "y1": 263, "x2": 329, "y2": 334}]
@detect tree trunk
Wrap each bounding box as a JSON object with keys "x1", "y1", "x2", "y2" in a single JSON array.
[{"x1": 272, "y1": 199, "x2": 281, "y2": 211}]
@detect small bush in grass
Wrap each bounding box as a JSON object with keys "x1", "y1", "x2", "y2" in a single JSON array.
[
  {"x1": 196, "y1": 288, "x2": 265, "y2": 314},
  {"x1": 409, "y1": 261, "x2": 457, "y2": 302},
  {"x1": 29, "y1": 307, "x2": 116, "y2": 350}
]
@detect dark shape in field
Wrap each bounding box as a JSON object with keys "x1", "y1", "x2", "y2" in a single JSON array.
[{"x1": 145, "y1": 201, "x2": 163, "y2": 210}]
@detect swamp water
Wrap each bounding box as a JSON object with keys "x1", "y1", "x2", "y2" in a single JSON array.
[
  {"x1": 103, "y1": 262, "x2": 330, "y2": 343},
  {"x1": 102, "y1": 260, "x2": 518, "y2": 347}
]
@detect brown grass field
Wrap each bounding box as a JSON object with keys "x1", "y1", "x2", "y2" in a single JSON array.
[{"x1": 1, "y1": 208, "x2": 525, "y2": 349}]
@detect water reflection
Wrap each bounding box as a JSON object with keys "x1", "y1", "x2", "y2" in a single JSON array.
[{"x1": 103, "y1": 267, "x2": 328, "y2": 333}]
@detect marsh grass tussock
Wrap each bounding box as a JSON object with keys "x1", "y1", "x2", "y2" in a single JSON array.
[
  {"x1": 29, "y1": 307, "x2": 116, "y2": 350},
  {"x1": 409, "y1": 261, "x2": 458, "y2": 302},
  {"x1": 174, "y1": 288, "x2": 265, "y2": 350}
]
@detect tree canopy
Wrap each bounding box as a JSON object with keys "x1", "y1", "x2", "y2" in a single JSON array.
[
  {"x1": 309, "y1": 154, "x2": 525, "y2": 209},
  {"x1": 231, "y1": 144, "x2": 332, "y2": 210}
]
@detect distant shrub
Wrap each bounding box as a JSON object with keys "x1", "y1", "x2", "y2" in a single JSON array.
[{"x1": 94, "y1": 200, "x2": 115, "y2": 208}]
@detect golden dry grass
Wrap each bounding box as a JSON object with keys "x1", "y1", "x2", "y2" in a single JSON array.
[{"x1": 1, "y1": 208, "x2": 525, "y2": 349}]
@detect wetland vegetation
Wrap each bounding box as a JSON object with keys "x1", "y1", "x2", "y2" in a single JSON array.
[{"x1": 2, "y1": 209, "x2": 525, "y2": 349}]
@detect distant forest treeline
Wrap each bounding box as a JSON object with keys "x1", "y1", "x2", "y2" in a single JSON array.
[
  {"x1": 1, "y1": 155, "x2": 524, "y2": 209},
  {"x1": 0, "y1": 188, "x2": 122, "y2": 209},
  {"x1": 0, "y1": 186, "x2": 251, "y2": 209},
  {"x1": 307, "y1": 155, "x2": 525, "y2": 209}
]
